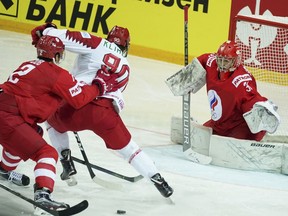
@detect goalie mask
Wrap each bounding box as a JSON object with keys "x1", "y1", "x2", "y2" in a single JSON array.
[
  {"x1": 36, "y1": 35, "x2": 65, "y2": 64},
  {"x1": 107, "y1": 26, "x2": 130, "y2": 57},
  {"x1": 216, "y1": 40, "x2": 241, "y2": 80}
]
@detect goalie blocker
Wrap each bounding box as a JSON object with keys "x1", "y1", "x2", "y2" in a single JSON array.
[
  {"x1": 165, "y1": 58, "x2": 206, "y2": 96},
  {"x1": 171, "y1": 116, "x2": 288, "y2": 174}
]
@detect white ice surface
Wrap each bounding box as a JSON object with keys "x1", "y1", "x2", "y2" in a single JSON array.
[{"x1": 0, "y1": 30, "x2": 288, "y2": 216}]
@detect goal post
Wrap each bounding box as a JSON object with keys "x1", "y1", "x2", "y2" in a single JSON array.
[{"x1": 230, "y1": 14, "x2": 288, "y2": 138}]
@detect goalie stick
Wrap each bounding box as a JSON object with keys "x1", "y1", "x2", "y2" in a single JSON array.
[
  {"x1": 165, "y1": 70, "x2": 213, "y2": 164},
  {"x1": 0, "y1": 182, "x2": 88, "y2": 216},
  {"x1": 181, "y1": 6, "x2": 211, "y2": 165},
  {"x1": 72, "y1": 156, "x2": 144, "y2": 183},
  {"x1": 73, "y1": 132, "x2": 122, "y2": 190},
  {"x1": 182, "y1": 5, "x2": 191, "y2": 154},
  {"x1": 183, "y1": 6, "x2": 198, "y2": 159}
]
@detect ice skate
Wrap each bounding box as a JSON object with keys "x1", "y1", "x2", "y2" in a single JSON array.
[
  {"x1": 34, "y1": 187, "x2": 70, "y2": 212},
  {"x1": 60, "y1": 149, "x2": 77, "y2": 186},
  {"x1": 0, "y1": 167, "x2": 30, "y2": 186},
  {"x1": 150, "y1": 173, "x2": 173, "y2": 198}
]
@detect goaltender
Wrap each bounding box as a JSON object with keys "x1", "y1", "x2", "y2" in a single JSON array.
[
  {"x1": 169, "y1": 40, "x2": 280, "y2": 142},
  {"x1": 198, "y1": 40, "x2": 280, "y2": 141}
]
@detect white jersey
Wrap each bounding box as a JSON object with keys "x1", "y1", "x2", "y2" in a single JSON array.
[{"x1": 42, "y1": 28, "x2": 129, "y2": 111}]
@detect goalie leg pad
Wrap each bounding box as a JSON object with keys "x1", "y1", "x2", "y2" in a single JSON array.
[
  {"x1": 171, "y1": 116, "x2": 212, "y2": 156},
  {"x1": 209, "y1": 135, "x2": 284, "y2": 173}
]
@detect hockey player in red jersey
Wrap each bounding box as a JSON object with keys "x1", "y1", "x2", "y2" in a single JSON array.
[
  {"x1": 0, "y1": 35, "x2": 118, "y2": 211},
  {"x1": 31, "y1": 24, "x2": 173, "y2": 198},
  {"x1": 197, "y1": 40, "x2": 280, "y2": 141}
]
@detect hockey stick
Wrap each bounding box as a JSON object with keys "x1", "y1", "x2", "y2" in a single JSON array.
[
  {"x1": 0, "y1": 182, "x2": 88, "y2": 216},
  {"x1": 73, "y1": 131, "x2": 122, "y2": 190},
  {"x1": 72, "y1": 156, "x2": 144, "y2": 183},
  {"x1": 182, "y1": 5, "x2": 191, "y2": 153},
  {"x1": 182, "y1": 6, "x2": 212, "y2": 165}
]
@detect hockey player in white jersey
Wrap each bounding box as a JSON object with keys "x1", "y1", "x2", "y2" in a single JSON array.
[{"x1": 31, "y1": 23, "x2": 173, "y2": 198}]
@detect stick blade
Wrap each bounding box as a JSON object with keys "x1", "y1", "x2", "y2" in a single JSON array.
[
  {"x1": 184, "y1": 148, "x2": 212, "y2": 165},
  {"x1": 57, "y1": 200, "x2": 89, "y2": 216},
  {"x1": 92, "y1": 176, "x2": 123, "y2": 190}
]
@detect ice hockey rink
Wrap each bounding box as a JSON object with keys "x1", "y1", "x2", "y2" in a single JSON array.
[{"x1": 1, "y1": 30, "x2": 288, "y2": 216}]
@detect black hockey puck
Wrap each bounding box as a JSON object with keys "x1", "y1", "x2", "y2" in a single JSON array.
[{"x1": 117, "y1": 210, "x2": 126, "y2": 214}]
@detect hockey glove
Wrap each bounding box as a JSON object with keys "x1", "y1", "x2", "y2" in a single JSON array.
[
  {"x1": 31, "y1": 23, "x2": 57, "y2": 46},
  {"x1": 92, "y1": 71, "x2": 118, "y2": 96}
]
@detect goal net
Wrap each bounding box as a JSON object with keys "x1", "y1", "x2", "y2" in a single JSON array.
[{"x1": 230, "y1": 14, "x2": 288, "y2": 138}]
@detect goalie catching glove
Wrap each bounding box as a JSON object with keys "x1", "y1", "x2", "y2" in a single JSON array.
[
  {"x1": 31, "y1": 23, "x2": 57, "y2": 46},
  {"x1": 243, "y1": 100, "x2": 280, "y2": 134}
]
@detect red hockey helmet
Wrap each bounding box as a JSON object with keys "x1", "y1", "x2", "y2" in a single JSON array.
[
  {"x1": 107, "y1": 26, "x2": 130, "y2": 57},
  {"x1": 216, "y1": 40, "x2": 241, "y2": 73},
  {"x1": 36, "y1": 35, "x2": 65, "y2": 64}
]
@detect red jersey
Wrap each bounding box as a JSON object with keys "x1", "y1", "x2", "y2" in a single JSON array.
[
  {"x1": 0, "y1": 59, "x2": 99, "y2": 125},
  {"x1": 197, "y1": 53, "x2": 267, "y2": 141}
]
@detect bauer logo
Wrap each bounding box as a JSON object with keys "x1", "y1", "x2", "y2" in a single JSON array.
[
  {"x1": 251, "y1": 143, "x2": 275, "y2": 148},
  {"x1": 183, "y1": 94, "x2": 190, "y2": 146},
  {"x1": 0, "y1": 0, "x2": 18, "y2": 17},
  {"x1": 69, "y1": 83, "x2": 83, "y2": 97}
]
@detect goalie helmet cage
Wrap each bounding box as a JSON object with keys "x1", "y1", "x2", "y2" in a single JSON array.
[{"x1": 230, "y1": 14, "x2": 288, "y2": 138}]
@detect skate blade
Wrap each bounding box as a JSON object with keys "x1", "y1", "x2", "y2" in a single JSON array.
[{"x1": 165, "y1": 196, "x2": 175, "y2": 205}]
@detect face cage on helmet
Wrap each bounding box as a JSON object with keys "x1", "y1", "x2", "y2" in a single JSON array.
[{"x1": 216, "y1": 56, "x2": 238, "y2": 73}]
